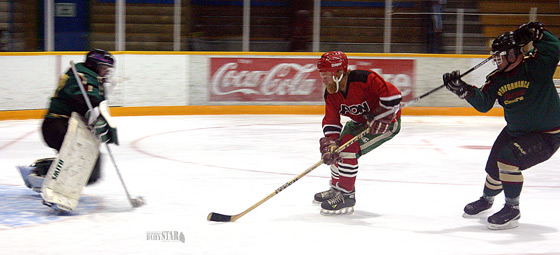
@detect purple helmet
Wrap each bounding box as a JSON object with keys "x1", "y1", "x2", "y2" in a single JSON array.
[{"x1": 84, "y1": 49, "x2": 115, "y2": 75}]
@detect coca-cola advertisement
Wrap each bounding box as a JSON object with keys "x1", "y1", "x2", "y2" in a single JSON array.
[{"x1": 209, "y1": 57, "x2": 415, "y2": 102}]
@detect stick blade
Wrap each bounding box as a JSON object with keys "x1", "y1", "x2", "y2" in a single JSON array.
[
  {"x1": 207, "y1": 212, "x2": 233, "y2": 222},
  {"x1": 131, "y1": 196, "x2": 145, "y2": 208}
]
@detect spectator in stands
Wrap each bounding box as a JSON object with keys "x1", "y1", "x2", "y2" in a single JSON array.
[
  {"x1": 288, "y1": 0, "x2": 312, "y2": 52},
  {"x1": 424, "y1": 0, "x2": 446, "y2": 53},
  {"x1": 289, "y1": 10, "x2": 311, "y2": 52}
]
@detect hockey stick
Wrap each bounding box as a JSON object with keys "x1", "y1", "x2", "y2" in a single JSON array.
[
  {"x1": 207, "y1": 125, "x2": 371, "y2": 222},
  {"x1": 70, "y1": 60, "x2": 145, "y2": 208},
  {"x1": 402, "y1": 55, "x2": 493, "y2": 107},
  {"x1": 207, "y1": 56, "x2": 493, "y2": 222}
]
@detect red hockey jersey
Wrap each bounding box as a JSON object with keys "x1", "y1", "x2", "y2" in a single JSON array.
[{"x1": 322, "y1": 70, "x2": 402, "y2": 138}]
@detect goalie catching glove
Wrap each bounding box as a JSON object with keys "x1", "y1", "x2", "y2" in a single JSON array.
[
  {"x1": 85, "y1": 100, "x2": 119, "y2": 145},
  {"x1": 363, "y1": 106, "x2": 397, "y2": 135},
  {"x1": 319, "y1": 137, "x2": 340, "y2": 165}
]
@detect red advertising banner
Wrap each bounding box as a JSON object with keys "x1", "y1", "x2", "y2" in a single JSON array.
[{"x1": 209, "y1": 57, "x2": 415, "y2": 102}]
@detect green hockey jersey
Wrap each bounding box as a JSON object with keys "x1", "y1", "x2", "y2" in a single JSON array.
[
  {"x1": 46, "y1": 63, "x2": 105, "y2": 119},
  {"x1": 467, "y1": 31, "x2": 560, "y2": 137}
]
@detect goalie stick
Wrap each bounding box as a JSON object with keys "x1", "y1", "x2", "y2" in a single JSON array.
[
  {"x1": 207, "y1": 56, "x2": 493, "y2": 222},
  {"x1": 70, "y1": 60, "x2": 145, "y2": 208}
]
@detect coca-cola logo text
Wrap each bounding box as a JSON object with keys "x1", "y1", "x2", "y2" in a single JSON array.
[{"x1": 211, "y1": 62, "x2": 317, "y2": 97}]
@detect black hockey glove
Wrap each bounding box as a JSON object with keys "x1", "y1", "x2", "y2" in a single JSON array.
[
  {"x1": 443, "y1": 70, "x2": 475, "y2": 99},
  {"x1": 514, "y1": 21, "x2": 544, "y2": 46}
]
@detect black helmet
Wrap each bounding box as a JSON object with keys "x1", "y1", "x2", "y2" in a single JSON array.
[
  {"x1": 84, "y1": 49, "x2": 115, "y2": 75},
  {"x1": 491, "y1": 31, "x2": 522, "y2": 56},
  {"x1": 490, "y1": 31, "x2": 523, "y2": 66}
]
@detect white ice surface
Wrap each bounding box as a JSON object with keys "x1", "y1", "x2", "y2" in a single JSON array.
[{"x1": 1, "y1": 115, "x2": 560, "y2": 255}]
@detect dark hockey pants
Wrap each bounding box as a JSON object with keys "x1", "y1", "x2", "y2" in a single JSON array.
[{"x1": 483, "y1": 127, "x2": 560, "y2": 199}]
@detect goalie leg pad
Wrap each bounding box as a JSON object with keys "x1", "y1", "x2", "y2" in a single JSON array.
[{"x1": 41, "y1": 112, "x2": 100, "y2": 211}]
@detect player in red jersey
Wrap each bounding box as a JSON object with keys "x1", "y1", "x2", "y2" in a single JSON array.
[{"x1": 314, "y1": 51, "x2": 402, "y2": 215}]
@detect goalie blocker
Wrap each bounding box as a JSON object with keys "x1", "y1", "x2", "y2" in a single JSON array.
[{"x1": 41, "y1": 112, "x2": 101, "y2": 211}]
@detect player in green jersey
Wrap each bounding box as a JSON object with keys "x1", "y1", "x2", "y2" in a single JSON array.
[
  {"x1": 443, "y1": 22, "x2": 560, "y2": 230},
  {"x1": 19, "y1": 49, "x2": 118, "y2": 193}
]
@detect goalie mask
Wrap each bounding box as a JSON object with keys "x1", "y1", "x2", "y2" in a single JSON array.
[
  {"x1": 85, "y1": 49, "x2": 115, "y2": 83},
  {"x1": 317, "y1": 51, "x2": 348, "y2": 93},
  {"x1": 490, "y1": 32, "x2": 522, "y2": 68}
]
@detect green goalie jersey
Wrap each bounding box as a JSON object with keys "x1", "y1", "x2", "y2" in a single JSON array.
[
  {"x1": 46, "y1": 63, "x2": 106, "y2": 119},
  {"x1": 467, "y1": 30, "x2": 560, "y2": 137}
]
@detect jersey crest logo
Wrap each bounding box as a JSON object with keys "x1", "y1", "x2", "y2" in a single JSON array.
[{"x1": 339, "y1": 102, "x2": 371, "y2": 116}]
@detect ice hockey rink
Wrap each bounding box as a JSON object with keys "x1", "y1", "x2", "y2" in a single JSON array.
[{"x1": 2, "y1": 114, "x2": 560, "y2": 255}]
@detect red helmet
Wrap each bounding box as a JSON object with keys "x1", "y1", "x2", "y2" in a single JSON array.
[{"x1": 317, "y1": 51, "x2": 348, "y2": 75}]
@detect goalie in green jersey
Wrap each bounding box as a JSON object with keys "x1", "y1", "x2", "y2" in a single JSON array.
[
  {"x1": 442, "y1": 22, "x2": 560, "y2": 230},
  {"x1": 18, "y1": 49, "x2": 118, "y2": 196}
]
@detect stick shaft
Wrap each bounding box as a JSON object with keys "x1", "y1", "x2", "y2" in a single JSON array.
[
  {"x1": 402, "y1": 56, "x2": 493, "y2": 107},
  {"x1": 69, "y1": 61, "x2": 137, "y2": 207},
  {"x1": 70, "y1": 61, "x2": 94, "y2": 111},
  {"x1": 105, "y1": 143, "x2": 135, "y2": 204},
  {"x1": 229, "y1": 160, "x2": 324, "y2": 221}
]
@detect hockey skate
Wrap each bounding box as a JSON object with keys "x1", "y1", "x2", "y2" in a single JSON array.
[
  {"x1": 16, "y1": 158, "x2": 55, "y2": 193},
  {"x1": 320, "y1": 189, "x2": 355, "y2": 215},
  {"x1": 314, "y1": 187, "x2": 337, "y2": 204},
  {"x1": 42, "y1": 200, "x2": 72, "y2": 212},
  {"x1": 463, "y1": 197, "x2": 493, "y2": 217},
  {"x1": 17, "y1": 165, "x2": 34, "y2": 189},
  {"x1": 487, "y1": 204, "x2": 520, "y2": 230}
]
